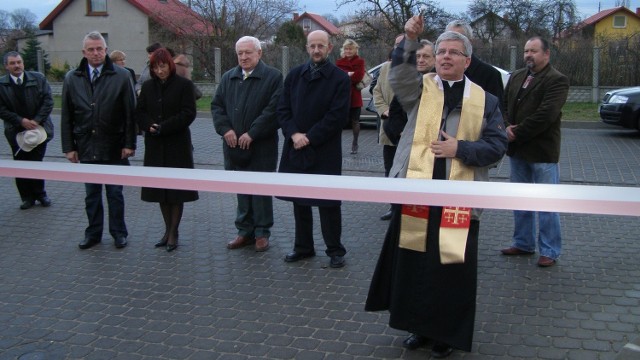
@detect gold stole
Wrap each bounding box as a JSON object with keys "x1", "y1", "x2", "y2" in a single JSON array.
[{"x1": 399, "y1": 74, "x2": 485, "y2": 264}]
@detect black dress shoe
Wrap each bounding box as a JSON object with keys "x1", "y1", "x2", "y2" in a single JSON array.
[
  {"x1": 37, "y1": 196, "x2": 52, "y2": 207},
  {"x1": 114, "y1": 236, "x2": 128, "y2": 249},
  {"x1": 402, "y1": 333, "x2": 429, "y2": 350},
  {"x1": 284, "y1": 251, "x2": 316, "y2": 263},
  {"x1": 20, "y1": 200, "x2": 35, "y2": 210},
  {"x1": 329, "y1": 255, "x2": 345, "y2": 268},
  {"x1": 431, "y1": 342, "x2": 453, "y2": 358},
  {"x1": 155, "y1": 239, "x2": 168, "y2": 248},
  {"x1": 166, "y1": 243, "x2": 178, "y2": 252},
  {"x1": 380, "y1": 210, "x2": 393, "y2": 221},
  {"x1": 79, "y1": 238, "x2": 101, "y2": 249}
]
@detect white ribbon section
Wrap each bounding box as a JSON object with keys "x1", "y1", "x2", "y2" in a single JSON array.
[{"x1": 1, "y1": 160, "x2": 639, "y2": 216}]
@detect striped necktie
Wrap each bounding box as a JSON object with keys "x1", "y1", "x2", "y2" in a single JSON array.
[{"x1": 92, "y1": 68, "x2": 99, "y2": 84}]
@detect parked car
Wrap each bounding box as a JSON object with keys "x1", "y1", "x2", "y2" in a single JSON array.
[
  {"x1": 599, "y1": 87, "x2": 640, "y2": 130},
  {"x1": 360, "y1": 63, "x2": 510, "y2": 126},
  {"x1": 359, "y1": 63, "x2": 385, "y2": 126}
]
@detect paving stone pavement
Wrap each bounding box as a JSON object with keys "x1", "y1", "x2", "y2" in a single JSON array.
[{"x1": 0, "y1": 116, "x2": 639, "y2": 360}]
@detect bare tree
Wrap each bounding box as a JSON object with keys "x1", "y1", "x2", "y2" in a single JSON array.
[
  {"x1": 336, "y1": 0, "x2": 454, "y2": 45},
  {"x1": 142, "y1": 0, "x2": 295, "y2": 80},
  {"x1": 543, "y1": 0, "x2": 578, "y2": 40},
  {"x1": 500, "y1": 0, "x2": 549, "y2": 38},
  {"x1": 10, "y1": 8, "x2": 37, "y2": 31},
  {"x1": 0, "y1": 8, "x2": 38, "y2": 59},
  {"x1": 187, "y1": 0, "x2": 296, "y2": 73}
]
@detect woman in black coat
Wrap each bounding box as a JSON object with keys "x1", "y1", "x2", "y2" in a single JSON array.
[{"x1": 136, "y1": 48, "x2": 198, "y2": 252}]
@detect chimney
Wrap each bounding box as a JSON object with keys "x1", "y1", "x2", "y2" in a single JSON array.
[
  {"x1": 636, "y1": 7, "x2": 640, "y2": 15},
  {"x1": 293, "y1": 12, "x2": 299, "y2": 21}
]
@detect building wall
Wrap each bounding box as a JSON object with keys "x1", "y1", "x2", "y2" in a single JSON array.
[
  {"x1": 595, "y1": 12, "x2": 640, "y2": 40},
  {"x1": 42, "y1": 0, "x2": 151, "y2": 74}
]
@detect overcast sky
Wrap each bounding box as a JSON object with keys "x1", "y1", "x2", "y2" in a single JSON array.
[{"x1": 3, "y1": 0, "x2": 637, "y2": 24}]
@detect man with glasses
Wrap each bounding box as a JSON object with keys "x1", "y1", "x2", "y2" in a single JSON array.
[
  {"x1": 277, "y1": 30, "x2": 351, "y2": 269},
  {"x1": 366, "y1": 15, "x2": 507, "y2": 358}
]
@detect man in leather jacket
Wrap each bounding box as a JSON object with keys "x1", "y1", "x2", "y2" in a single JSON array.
[
  {"x1": 0, "y1": 51, "x2": 54, "y2": 210},
  {"x1": 60, "y1": 31, "x2": 137, "y2": 250}
]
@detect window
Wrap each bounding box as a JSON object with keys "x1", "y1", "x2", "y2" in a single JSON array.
[
  {"x1": 303, "y1": 19, "x2": 311, "y2": 30},
  {"x1": 87, "y1": 0, "x2": 107, "y2": 15},
  {"x1": 613, "y1": 15, "x2": 627, "y2": 28}
]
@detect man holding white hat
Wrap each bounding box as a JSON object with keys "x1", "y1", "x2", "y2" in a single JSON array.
[{"x1": 0, "y1": 51, "x2": 54, "y2": 209}]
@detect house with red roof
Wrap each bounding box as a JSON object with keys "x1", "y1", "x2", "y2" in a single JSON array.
[
  {"x1": 562, "y1": 6, "x2": 640, "y2": 44},
  {"x1": 293, "y1": 12, "x2": 341, "y2": 36},
  {"x1": 29, "y1": 0, "x2": 213, "y2": 75}
]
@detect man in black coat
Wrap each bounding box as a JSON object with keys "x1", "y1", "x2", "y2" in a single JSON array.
[
  {"x1": 277, "y1": 30, "x2": 351, "y2": 269},
  {"x1": 446, "y1": 20, "x2": 504, "y2": 103},
  {"x1": 212, "y1": 36, "x2": 283, "y2": 252},
  {"x1": 0, "y1": 51, "x2": 54, "y2": 210},
  {"x1": 61, "y1": 31, "x2": 137, "y2": 250}
]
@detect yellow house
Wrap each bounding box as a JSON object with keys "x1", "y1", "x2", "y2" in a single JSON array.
[{"x1": 569, "y1": 6, "x2": 640, "y2": 45}]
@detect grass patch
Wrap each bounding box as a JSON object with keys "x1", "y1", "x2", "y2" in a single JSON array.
[
  {"x1": 561, "y1": 102, "x2": 600, "y2": 121},
  {"x1": 53, "y1": 95, "x2": 601, "y2": 121},
  {"x1": 197, "y1": 97, "x2": 210, "y2": 111}
]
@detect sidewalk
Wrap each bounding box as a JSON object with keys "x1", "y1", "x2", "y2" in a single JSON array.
[{"x1": 0, "y1": 116, "x2": 639, "y2": 359}]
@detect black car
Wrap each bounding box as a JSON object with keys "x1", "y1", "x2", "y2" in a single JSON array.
[{"x1": 599, "y1": 87, "x2": 640, "y2": 130}]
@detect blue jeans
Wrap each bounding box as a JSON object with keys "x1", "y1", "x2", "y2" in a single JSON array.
[{"x1": 510, "y1": 157, "x2": 562, "y2": 259}]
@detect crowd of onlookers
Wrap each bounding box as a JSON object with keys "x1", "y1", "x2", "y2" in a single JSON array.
[{"x1": 0, "y1": 13, "x2": 569, "y2": 357}]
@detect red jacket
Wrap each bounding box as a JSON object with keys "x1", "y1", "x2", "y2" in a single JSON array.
[{"x1": 336, "y1": 55, "x2": 365, "y2": 108}]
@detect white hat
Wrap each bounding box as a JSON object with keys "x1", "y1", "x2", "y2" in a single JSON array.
[{"x1": 16, "y1": 125, "x2": 47, "y2": 153}]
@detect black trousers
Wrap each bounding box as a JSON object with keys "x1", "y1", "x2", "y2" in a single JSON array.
[
  {"x1": 9, "y1": 140, "x2": 48, "y2": 201},
  {"x1": 382, "y1": 145, "x2": 397, "y2": 177},
  {"x1": 293, "y1": 203, "x2": 346, "y2": 257}
]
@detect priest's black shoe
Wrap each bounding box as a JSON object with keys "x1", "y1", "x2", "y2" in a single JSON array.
[
  {"x1": 284, "y1": 251, "x2": 315, "y2": 263},
  {"x1": 380, "y1": 210, "x2": 393, "y2": 221},
  {"x1": 431, "y1": 342, "x2": 453, "y2": 358},
  {"x1": 402, "y1": 334, "x2": 429, "y2": 350},
  {"x1": 37, "y1": 196, "x2": 52, "y2": 207},
  {"x1": 79, "y1": 238, "x2": 100, "y2": 250},
  {"x1": 329, "y1": 255, "x2": 345, "y2": 268},
  {"x1": 20, "y1": 199, "x2": 34, "y2": 210},
  {"x1": 114, "y1": 236, "x2": 128, "y2": 249}
]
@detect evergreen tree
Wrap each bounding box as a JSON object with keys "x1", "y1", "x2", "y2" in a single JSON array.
[
  {"x1": 274, "y1": 21, "x2": 306, "y2": 51},
  {"x1": 20, "y1": 31, "x2": 50, "y2": 74}
]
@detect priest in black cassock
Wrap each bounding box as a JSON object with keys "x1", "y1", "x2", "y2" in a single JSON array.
[{"x1": 365, "y1": 16, "x2": 507, "y2": 359}]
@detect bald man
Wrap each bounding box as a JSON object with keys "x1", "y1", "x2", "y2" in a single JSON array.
[{"x1": 277, "y1": 30, "x2": 351, "y2": 269}]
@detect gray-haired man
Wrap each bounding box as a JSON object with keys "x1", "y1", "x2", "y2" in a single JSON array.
[{"x1": 60, "y1": 31, "x2": 137, "y2": 250}]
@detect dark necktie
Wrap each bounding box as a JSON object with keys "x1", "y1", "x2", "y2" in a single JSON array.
[
  {"x1": 16, "y1": 77, "x2": 22, "y2": 85},
  {"x1": 92, "y1": 69, "x2": 99, "y2": 84}
]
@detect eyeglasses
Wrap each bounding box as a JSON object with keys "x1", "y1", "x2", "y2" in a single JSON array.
[
  {"x1": 175, "y1": 62, "x2": 190, "y2": 67},
  {"x1": 435, "y1": 49, "x2": 468, "y2": 57},
  {"x1": 306, "y1": 44, "x2": 327, "y2": 50}
]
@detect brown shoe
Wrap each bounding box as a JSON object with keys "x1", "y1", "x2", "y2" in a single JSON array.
[
  {"x1": 227, "y1": 236, "x2": 253, "y2": 249},
  {"x1": 537, "y1": 256, "x2": 556, "y2": 267},
  {"x1": 501, "y1": 247, "x2": 535, "y2": 256},
  {"x1": 255, "y1": 237, "x2": 270, "y2": 252}
]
